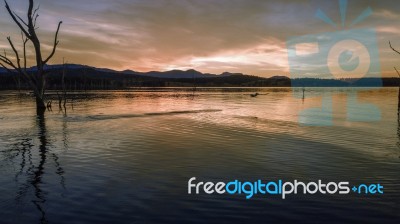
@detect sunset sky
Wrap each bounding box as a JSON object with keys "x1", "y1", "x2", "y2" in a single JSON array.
[{"x1": 0, "y1": 0, "x2": 400, "y2": 77}]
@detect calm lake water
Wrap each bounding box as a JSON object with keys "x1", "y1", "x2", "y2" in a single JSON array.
[{"x1": 0, "y1": 88, "x2": 399, "y2": 223}]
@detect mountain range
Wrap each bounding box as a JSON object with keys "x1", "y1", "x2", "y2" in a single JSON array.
[
  {"x1": 1, "y1": 64, "x2": 396, "y2": 88},
  {"x1": 0, "y1": 63, "x2": 293, "y2": 89},
  {"x1": 0, "y1": 64, "x2": 271, "y2": 79}
]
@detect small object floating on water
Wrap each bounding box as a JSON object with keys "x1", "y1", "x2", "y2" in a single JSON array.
[{"x1": 250, "y1": 93, "x2": 259, "y2": 97}]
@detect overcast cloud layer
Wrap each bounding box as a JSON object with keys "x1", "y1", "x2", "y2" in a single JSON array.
[{"x1": 0, "y1": 0, "x2": 399, "y2": 77}]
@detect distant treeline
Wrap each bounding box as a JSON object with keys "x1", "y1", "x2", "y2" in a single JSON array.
[
  {"x1": 0, "y1": 67, "x2": 290, "y2": 90},
  {"x1": 0, "y1": 67, "x2": 399, "y2": 90}
]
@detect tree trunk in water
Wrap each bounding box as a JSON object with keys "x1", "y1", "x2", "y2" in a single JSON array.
[
  {"x1": 397, "y1": 86, "x2": 400, "y2": 149},
  {"x1": 398, "y1": 86, "x2": 400, "y2": 125},
  {"x1": 36, "y1": 95, "x2": 46, "y2": 115},
  {"x1": 32, "y1": 72, "x2": 46, "y2": 114},
  {"x1": 397, "y1": 86, "x2": 400, "y2": 127}
]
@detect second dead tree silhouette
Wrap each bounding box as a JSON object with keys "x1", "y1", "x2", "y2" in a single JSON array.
[
  {"x1": 56, "y1": 59, "x2": 68, "y2": 112},
  {"x1": 389, "y1": 41, "x2": 400, "y2": 119},
  {"x1": 389, "y1": 41, "x2": 400, "y2": 150}
]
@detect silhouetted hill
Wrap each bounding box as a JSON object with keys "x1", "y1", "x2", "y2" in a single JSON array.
[
  {"x1": 137, "y1": 69, "x2": 216, "y2": 78},
  {"x1": 41, "y1": 64, "x2": 239, "y2": 78},
  {"x1": 0, "y1": 64, "x2": 399, "y2": 90}
]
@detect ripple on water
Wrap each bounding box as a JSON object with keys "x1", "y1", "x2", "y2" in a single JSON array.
[{"x1": 0, "y1": 88, "x2": 399, "y2": 223}]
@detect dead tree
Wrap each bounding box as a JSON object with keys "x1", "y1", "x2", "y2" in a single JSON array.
[
  {"x1": 62, "y1": 60, "x2": 67, "y2": 109},
  {"x1": 0, "y1": 0, "x2": 62, "y2": 114},
  {"x1": 389, "y1": 41, "x2": 400, "y2": 78},
  {"x1": 57, "y1": 58, "x2": 67, "y2": 111},
  {"x1": 389, "y1": 41, "x2": 400, "y2": 144}
]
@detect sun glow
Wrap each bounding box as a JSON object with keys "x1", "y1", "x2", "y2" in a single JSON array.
[{"x1": 162, "y1": 43, "x2": 289, "y2": 75}]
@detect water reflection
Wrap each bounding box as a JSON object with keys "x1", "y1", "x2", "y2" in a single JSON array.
[
  {"x1": 3, "y1": 114, "x2": 66, "y2": 224},
  {"x1": 397, "y1": 87, "x2": 400, "y2": 151},
  {"x1": 0, "y1": 88, "x2": 399, "y2": 223}
]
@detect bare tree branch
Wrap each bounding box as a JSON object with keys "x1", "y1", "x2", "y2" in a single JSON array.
[
  {"x1": 14, "y1": 12, "x2": 28, "y2": 27},
  {"x1": 0, "y1": 62, "x2": 16, "y2": 74},
  {"x1": 0, "y1": 53, "x2": 18, "y2": 70},
  {"x1": 21, "y1": 32, "x2": 28, "y2": 71},
  {"x1": 394, "y1": 67, "x2": 400, "y2": 78},
  {"x1": 33, "y1": 14, "x2": 39, "y2": 28},
  {"x1": 0, "y1": 52, "x2": 39, "y2": 93},
  {"x1": 43, "y1": 21, "x2": 62, "y2": 65},
  {"x1": 6, "y1": 37, "x2": 22, "y2": 70},
  {"x1": 390, "y1": 41, "x2": 400, "y2": 55},
  {"x1": 32, "y1": 4, "x2": 40, "y2": 18},
  {"x1": 4, "y1": 1, "x2": 30, "y2": 38},
  {"x1": 32, "y1": 4, "x2": 40, "y2": 27},
  {"x1": 0, "y1": 53, "x2": 11, "y2": 64}
]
